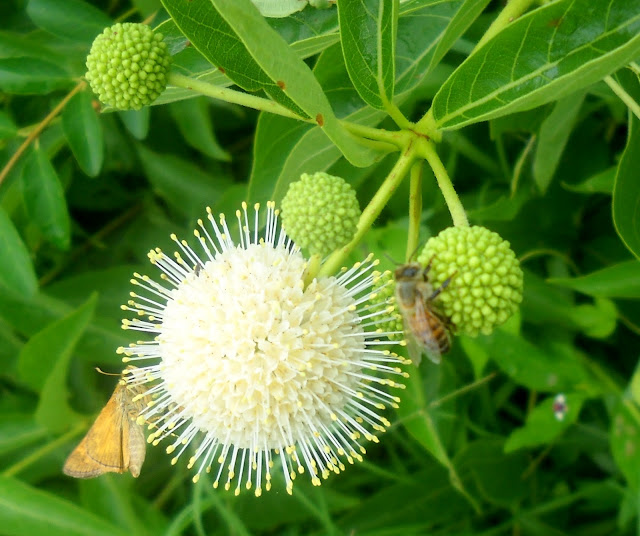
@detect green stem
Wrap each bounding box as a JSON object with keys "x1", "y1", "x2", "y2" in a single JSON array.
[
  {"x1": 303, "y1": 254, "x2": 322, "y2": 287},
  {"x1": 475, "y1": 0, "x2": 535, "y2": 51},
  {"x1": 341, "y1": 120, "x2": 409, "y2": 148},
  {"x1": 2, "y1": 421, "x2": 86, "y2": 477},
  {"x1": 317, "y1": 139, "x2": 418, "y2": 278},
  {"x1": 406, "y1": 161, "x2": 423, "y2": 261},
  {"x1": 168, "y1": 73, "x2": 311, "y2": 122},
  {"x1": 418, "y1": 139, "x2": 469, "y2": 227},
  {"x1": 605, "y1": 75, "x2": 640, "y2": 121},
  {"x1": 383, "y1": 98, "x2": 413, "y2": 130}
]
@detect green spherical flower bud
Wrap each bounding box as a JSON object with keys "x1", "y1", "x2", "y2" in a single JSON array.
[
  {"x1": 417, "y1": 226, "x2": 523, "y2": 337},
  {"x1": 86, "y1": 23, "x2": 171, "y2": 111},
  {"x1": 281, "y1": 172, "x2": 361, "y2": 256},
  {"x1": 370, "y1": 270, "x2": 404, "y2": 342}
]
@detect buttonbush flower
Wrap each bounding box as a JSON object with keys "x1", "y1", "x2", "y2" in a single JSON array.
[
  {"x1": 118, "y1": 202, "x2": 406, "y2": 495},
  {"x1": 86, "y1": 23, "x2": 171, "y2": 110},
  {"x1": 417, "y1": 226, "x2": 523, "y2": 336},
  {"x1": 281, "y1": 172, "x2": 361, "y2": 257}
]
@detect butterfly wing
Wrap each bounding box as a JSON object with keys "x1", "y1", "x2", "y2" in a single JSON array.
[{"x1": 63, "y1": 385, "x2": 127, "y2": 478}]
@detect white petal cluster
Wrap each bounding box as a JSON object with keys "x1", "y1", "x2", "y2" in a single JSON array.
[{"x1": 118, "y1": 202, "x2": 406, "y2": 495}]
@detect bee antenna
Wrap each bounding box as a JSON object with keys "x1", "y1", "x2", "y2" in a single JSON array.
[{"x1": 383, "y1": 252, "x2": 400, "y2": 265}]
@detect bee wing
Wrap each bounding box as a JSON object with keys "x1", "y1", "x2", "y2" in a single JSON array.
[{"x1": 413, "y1": 295, "x2": 442, "y2": 366}]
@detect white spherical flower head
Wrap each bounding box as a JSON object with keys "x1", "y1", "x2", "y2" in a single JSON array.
[{"x1": 118, "y1": 202, "x2": 406, "y2": 496}]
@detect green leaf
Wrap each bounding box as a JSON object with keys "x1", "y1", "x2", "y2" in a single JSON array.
[
  {"x1": 160, "y1": 0, "x2": 307, "y2": 115},
  {"x1": 26, "y1": 0, "x2": 112, "y2": 44},
  {"x1": 137, "y1": 145, "x2": 231, "y2": 220},
  {"x1": 397, "y1": 364, "x2": 450, "y2": 468},
  {"x1": 169, "y1": 98, "x2": 231, "y2": 161},
  {"x1": 0, "y1": 110, "x2": 17, "y2": 140},
  {"x1": 611, "y1": 400, "x2": 640, "y2": 490},
  {"x1": 561, "y1": 166, "x2": 615, "y2": 194},
  {"x1": 17, "y1": 294, "x2": 97, "y2": 395},
  {"x1": 0, "y1": 207, "x2": 38, "y2": 298},
  {"x1": 62, "y1": 90, "x2": 104, "y2": 177},
  {"x1": 0, "y1": 57, "x2": 70, "y2": 94},
  {"x1": 337, "y1": 0, "x2": 398, "y2": 110},
  {"x1": 480, "y1": 328, "x2": 598, "y2": 394},
  {"x1": 0, "y1": 291, "x2": 125, "y2": 366},
  {"x1": 335, "y1": 466, "x2": 469, "y2": 531},
  {"x1": 0, "y1": 415, "x2": 46, "y2": 457},
  {"x1": 212, "y1": 0, "x2": 376, "y2": 167},
  {"x1": 548, "y1": 260, "x2": 640, "y2": 298},
  {"x1": 34, "y1": 294, "x2": 98, "y2": 433},
  {"x1": 613, "y1": 114, "x2": 640, "y2": 260},
  {"x1": 117, "y1": 108, "x2": 150, "y2": 140},
  {"x1": 162, "y1": 0, "x2": 376, "y2": 167},
  {"x1": 432, "y1": 0, "x2": 640, "y2": 130},
  {"x1": 455, "y1": 439, "x2": 528, "y2": 507},
  {"x1": 253, "y1": 0, "x2": 307, "y2": 17},
  {"x1": 22, "y1": 147, "x2": 71, "y2": 250},
  {"x1": 533, "y1": 91, "x2": 586, "y2": 193},
  {"x1": 395, "y1": 0, "x2": 490, "y2": 91},
  {"x1": 505, "y1": 394, "x2": 587, "y2": 452},
  {"x1": 0, "y1": 476, "x2": 128, "y2": 536},
  {"x1": 249, "y1": 0, "x2": 481, "y2": 205}
]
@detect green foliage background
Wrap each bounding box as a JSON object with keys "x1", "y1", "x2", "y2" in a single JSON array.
[{"x1": 1, "y1": 0, "x2": 640, "y2": 534}]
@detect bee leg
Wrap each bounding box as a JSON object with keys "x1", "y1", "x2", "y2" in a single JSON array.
[
  {"x1": 422, "y1": 256, "x2": 435, "y2": 279},
  {"x1": 429, "y1": 271, "x2": 457, "y2": 300}
]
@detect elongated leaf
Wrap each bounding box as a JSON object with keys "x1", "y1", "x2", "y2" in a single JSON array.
[
  {"x1": 0, "y1": 476, "x2": 128, "y2": 536},
  {"x1": 17, "y1": 294, "x2": 97, "y2": 395},
  {"x1": 253, "y1": 0, "x2": 307, "y2": 17},
  {"x1": 26, "y1": 0, "x2": 112, "y2": 44},
  {"x1": 455, "y1": 439, "x2": 528, "y2": 507},
  {"x1": 213, "y1": 0, "x2": 376, "y2": 167},
  {"x1": 137, "y1": 145, "x2": 231, "y2": 219},
  {"x1": 397, "y1": 365, "x2": 450, "y2": 468},
  {"x1": 611, "y1": 401, "x2": 640, "y2": 490},
  {"x1": 0, "y1": 207, "x2": 37, "y2": 298},
  {"x1": 432, "y1": 0, "x2": 640, "y2": 130},
  {"x1": 0, "y1": 110, "x2": 17, "y2": 140},
  {"x1": 549, "y1": 260, "x2": 640, "y2": 298},
  {"x1": 169, "y1": 98, "x2": 230, "y2": 161},
  {"x1": 22, "y1": 147, "x2": 71, "y2": 250},
  {"x1": 160, "y1": 0, "x2": 307, "y2": 115},
  {"x1": 0, "y1": 415, "x2": 46, "y2": 457},
  {"x1": 337, "y1": 0, "x2": 397, "y2": 110},
  {"x1": 395, "y1": 0, "x2": 490, "y2": 92},
  {"x1": 117, "y1": 108, "x2": 150, "y2": 140},
  {"x1": 505, "y1": 394, "x2": 587, "y2": 452},
  {"x1": 533, "y1": 91, "x2": 586, "y2": 193},
  {"x1": 62, "y1": 90, "x2": 104, "y2": 177},
  {"x1": 613, "y1": 114, "x2": 640, "y2": 260},
  {"x1": 249, "y1": 0, "x2": 480, "y2": 204},
  {"x1": 480, "y1": 328, "x2": 600, "y2": 394},
  {"x1": 34, "y1": 294, "x2": 97, "y2": 432},
  {"x1": 562, "y1": 166, "x2": 615, "y2": 194},
  {"x1": 0, "y1": 57, "x2": 70, "y2": 94}
]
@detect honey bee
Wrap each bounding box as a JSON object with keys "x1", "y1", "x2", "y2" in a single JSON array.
[{"x1": 394, "y1": 259, "x2": 454, "y2": 365}]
